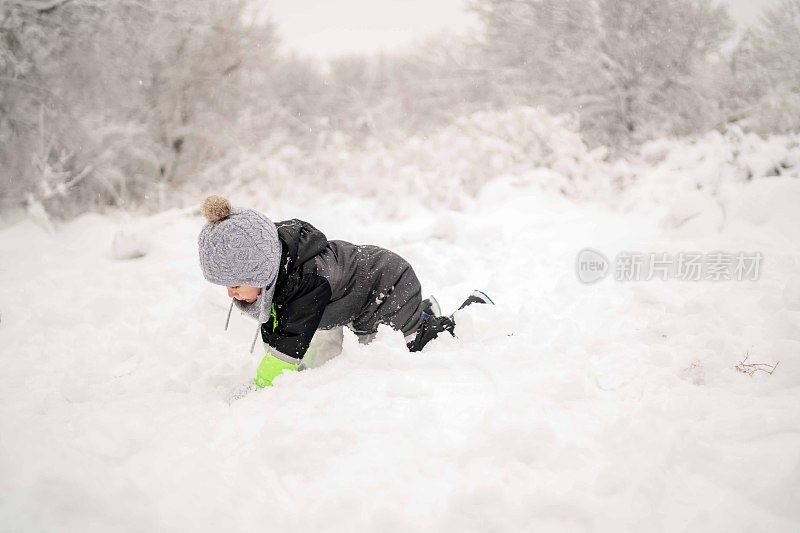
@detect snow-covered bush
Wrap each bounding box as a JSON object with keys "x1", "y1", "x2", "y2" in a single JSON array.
[
  {"x1": 188, "y1": 107, "x2": 614, "y2": 210},
  {"x1": 628, "y1": 126, "x2": 800, "y2": 202},
  {"x1": 186, "y1": 107, "x2": 800, "y2": 216}
]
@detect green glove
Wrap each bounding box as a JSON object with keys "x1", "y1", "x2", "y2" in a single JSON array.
[{"x1": 254, "y1": 352, "x2": 299, "y2": 388}]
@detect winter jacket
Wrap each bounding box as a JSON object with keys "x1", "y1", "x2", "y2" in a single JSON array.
[{"x1": 263, "y1": 219, "x2": 425, "y2": 361}]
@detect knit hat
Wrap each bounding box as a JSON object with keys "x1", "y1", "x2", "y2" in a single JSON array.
[{"x1": 198, "y1": 195, "x2": 281, "y2": 323}]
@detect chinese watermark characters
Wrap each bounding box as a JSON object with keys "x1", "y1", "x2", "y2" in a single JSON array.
[{"x1": 575, "y1": 248, "x2": 762, "y2": 284}]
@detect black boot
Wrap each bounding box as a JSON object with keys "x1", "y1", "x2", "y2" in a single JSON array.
[
  {"x1": 420, "y1": 295, "x2": 441, "y2": 320},
  {"x1": 458, "y1": 290, "x2": 494, "y2": 311},
  {"x1": 407, "y1": 290, "x2": 493, "y2": 352},
  {"x1": 407, "y1": 314, "x2": 455, "y2": 352}
]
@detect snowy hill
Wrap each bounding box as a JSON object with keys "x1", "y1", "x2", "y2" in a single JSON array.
[{"x1": 1, "y1": 127, "x2": 799, "y2": 531}]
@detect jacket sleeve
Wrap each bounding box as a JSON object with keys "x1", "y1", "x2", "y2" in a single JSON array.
[{"x1": 261, "y1": 273, "x2": 332, "y2": 360}]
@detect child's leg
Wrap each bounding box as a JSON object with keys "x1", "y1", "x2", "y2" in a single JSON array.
[
  {"x1": 380, "y1": 261, "x2": 425, "y2": 341},
  {"x1": 301, "y1": 326, "x2": 344, "y2": 369},
  {"x1": 365, "y1": 260, "x2": 456, "y2": 352},
  {"x1": 350, "y1": 246, "x2": 493, "y2": 353},
  {"x1": 352, "y1": 248, "x2": 425, "y2": 342}
]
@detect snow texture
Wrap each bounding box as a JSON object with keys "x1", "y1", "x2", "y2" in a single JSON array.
[{"x1": 1, "y1": 128, "x2": 799, "y2": 532}]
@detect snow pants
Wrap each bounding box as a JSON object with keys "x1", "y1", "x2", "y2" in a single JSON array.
[{"x1": 314, "y1": 241, "x2": 425, "y2": 341}]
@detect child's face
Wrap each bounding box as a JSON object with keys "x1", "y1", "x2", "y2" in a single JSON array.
[{"x1": 227, "y1": 285, "x2": 261, "y2": 303}]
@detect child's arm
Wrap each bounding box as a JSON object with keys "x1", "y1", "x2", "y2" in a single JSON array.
[{"x1": 256, "y1": 273, "x2": 332, "y2": 387}]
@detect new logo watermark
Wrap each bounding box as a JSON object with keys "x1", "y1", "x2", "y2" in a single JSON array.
[
  {"x1": 575, "y1": 248, "x2": 610, "y2": 284},
  {"x1": 575, "y1": 249, "x2": 762, "y2": 284}
]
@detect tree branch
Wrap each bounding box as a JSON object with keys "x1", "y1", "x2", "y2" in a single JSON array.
[
  {"x1": 10, "y1": 0, "x2": 74, "y2": 13},
  {"x1": 0, "y1": 77, "x2": 53, "y2": 97}
]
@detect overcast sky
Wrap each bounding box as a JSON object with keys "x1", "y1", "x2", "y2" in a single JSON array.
[{"x1": 262, "y1": 0, "x2": 778, "y2": 60}]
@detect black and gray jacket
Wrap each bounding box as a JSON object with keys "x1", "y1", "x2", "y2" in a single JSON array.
[{"x1": 262, "y1": 219, "x2": 425, "y2": 361}]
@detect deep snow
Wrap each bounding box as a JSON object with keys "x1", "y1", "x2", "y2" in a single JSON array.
[{"x1": 1, "y1": 148, "x2": 800, "y2": 530}]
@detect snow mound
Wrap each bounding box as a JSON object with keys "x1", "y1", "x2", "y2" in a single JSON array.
[
  {"x1": 2, "y1": 167, "x2": 799, "y2": 530},
  {"x1": 110, "y1": 228, "x2": 149, "y2": 260},
  {"x1": 3, "y1": 112, "x2": 800, "y2": 530}
]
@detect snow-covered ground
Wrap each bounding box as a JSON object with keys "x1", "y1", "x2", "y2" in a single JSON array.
[{"x1": 2, "y1": 135, "x2": 800, "y2": 531}]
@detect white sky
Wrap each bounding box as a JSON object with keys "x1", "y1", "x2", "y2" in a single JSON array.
[
  {"x1": 260, "y1": 0, "x2": 476, "y2": 58},
  {"x1": 260, "y1": 0, "x2": 778, "y2": 60}
]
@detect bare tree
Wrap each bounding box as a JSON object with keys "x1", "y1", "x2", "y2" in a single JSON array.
[
  {"x1": 0, "y1": 0, "x2": 278, "y2": 217},
  {"x1": 468, "y1": 0, "x2": 732, "y2": 146},
  {"x1": 730, "y1": 0, "x2": 800, "y2": 133}
]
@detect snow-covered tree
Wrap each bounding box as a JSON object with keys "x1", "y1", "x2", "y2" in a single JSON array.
[
  {"x1": 730, "y1": 0, "x2": 800, "y2": 133},
  {"x1": 468, "y1": 0, "x2": 732, "y2": 146},
  {"x1": 0, "y1": 0, "x2": 278, "y2": 217}
]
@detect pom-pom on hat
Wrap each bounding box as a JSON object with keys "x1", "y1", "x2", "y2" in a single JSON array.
[
  {"x1": 201, "y1": 195, "x2": 232, "y2": 222},
  {"x1": 197, "y1": 195, "x2": 281, "y2": 323}
]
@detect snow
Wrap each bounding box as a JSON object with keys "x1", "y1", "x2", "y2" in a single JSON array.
[{"x1": 1, "y1": 125, "x2": 800, "y2": 531}]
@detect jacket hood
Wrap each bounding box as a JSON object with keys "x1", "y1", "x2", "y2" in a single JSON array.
[{"x1": 275, "y1": 219, "x2": 328, "y2": 282}]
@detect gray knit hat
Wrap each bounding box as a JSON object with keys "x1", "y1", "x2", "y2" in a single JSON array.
[{"x1": 198, "y1": 196, "x2": 281, "y2": 323}]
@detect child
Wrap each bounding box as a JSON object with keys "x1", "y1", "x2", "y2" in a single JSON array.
[{"x1": 197, "y1": 195, "x2": 492, "y2": 388}]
